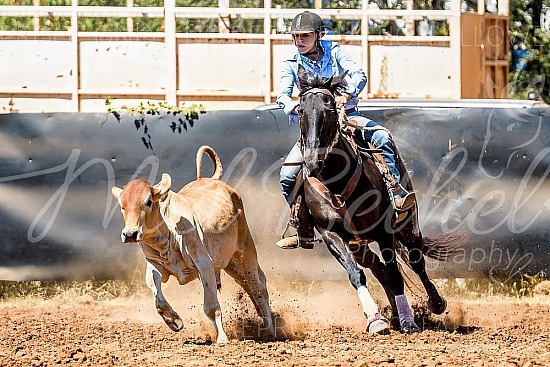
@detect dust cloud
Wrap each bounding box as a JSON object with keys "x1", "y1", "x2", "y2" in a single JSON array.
[{"x1": 104, "y1": 175, "x2": 461, "y2": 340}]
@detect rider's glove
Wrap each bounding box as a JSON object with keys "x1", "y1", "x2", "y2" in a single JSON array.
[{"x1": 288, "y1": 113, "x2": 300, "y2": 125}]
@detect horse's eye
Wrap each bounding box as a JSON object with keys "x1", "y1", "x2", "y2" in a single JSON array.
[{"x1": 145, "y1": 199, "x2": 152, "y2": 208}]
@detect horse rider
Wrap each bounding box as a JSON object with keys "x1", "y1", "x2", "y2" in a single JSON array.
[{"x1": 276, "y1": 11, "x2": 415, "y2": 249}]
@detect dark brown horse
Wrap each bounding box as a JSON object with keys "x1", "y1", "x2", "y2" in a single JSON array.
[{"x1": 294, "y1": 65, "x2": 465, "y2": 333}]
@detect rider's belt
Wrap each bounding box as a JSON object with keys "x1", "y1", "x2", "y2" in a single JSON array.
[{"x1": 345, "y1": 107, "x2": 358, "y2": 115}]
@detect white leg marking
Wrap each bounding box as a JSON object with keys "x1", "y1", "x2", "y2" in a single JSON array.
[{"x1": 214, "y1": 310, "x2": 229, "y2": 344}]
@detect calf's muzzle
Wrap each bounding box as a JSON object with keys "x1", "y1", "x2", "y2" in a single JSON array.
[{"x1": 121, "y1": 229, "x2": 141, "y2": 243}]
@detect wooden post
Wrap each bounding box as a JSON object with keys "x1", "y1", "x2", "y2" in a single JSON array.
[
  {"x1": 127, "y1": 0, "x2": 134, "y2": 32},
  {"x1": 219, "y1": 0, "x2": 230, "y2": 33},
  {"x1": 71, "y1": 0, "x2": 80, "y2": 111},
  {"x1": 32, "y1": 0, "x2": 39, "y2": 31},
  {"x1": 264, "y1": 0, "x2": 272, "y2": 104},
  {"x1": 164, "y1": 0, "x2": 177, "y2": 106},
  {"x1": 361, "y1": 0, "x2": 369, "y2": 99},
  {"x1": 405, "y1": 0, "x2": 414, "y2": 36},
  {"x1": 477, "y1": 0, "x2": 485, "y2": 14},
  {"x1": 449, "y1": 0, "x2": 462, "y2": 98}
]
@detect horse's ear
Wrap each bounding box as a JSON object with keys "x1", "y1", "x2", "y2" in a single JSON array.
[
  {"x1": 322, "y1": 76, "x2": 334, "y2": 90},
  {"x1": 297, "y1": 64, "x2": 315, "y2": 90},
  {"x1": 330, "y1": 70, "x2": 349, "y2": 91}
]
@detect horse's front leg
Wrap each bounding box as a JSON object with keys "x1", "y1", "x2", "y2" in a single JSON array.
[
  {"x1": 319, "y1": 229, "x2": 390, "y2": 334},
  {"x1": 350, "y1": 244, "x2": 400, "y2": 330}
]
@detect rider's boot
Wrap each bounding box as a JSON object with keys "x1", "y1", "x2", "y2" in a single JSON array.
[
  {"x1": 276, "y1": 228, "x2": 316, "y2": 250},
  {"x1": 394, "y1": 191, "x2": 416, "y2": 212},
  {"x1": 369, "y1": 144, "x2": 414, "y2": 215},
  {"x1": 372, "y1": 150, "x2": 417, "y2": 224},
  {"x1": 276, "y1": 194, "x2": 317, "y2": 250},
  {"x1": 392, "y1": 189, "x2": 416, "y2": 224}
]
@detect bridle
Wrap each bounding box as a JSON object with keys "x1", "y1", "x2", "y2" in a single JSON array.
[
  {"x1": 298, "y1": 87, "x2": 341, "y2": 168},
  {"x1": 298, "y1": 87, "x2": 366, "y2": 241}
]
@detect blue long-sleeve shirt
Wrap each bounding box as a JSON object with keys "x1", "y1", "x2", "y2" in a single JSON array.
[{"x1": 276, "y1": 39, "x2": 367, "y2": 118}]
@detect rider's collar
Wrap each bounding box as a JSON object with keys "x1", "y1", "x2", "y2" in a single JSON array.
[{"x1": 298, "y1": 39, "x2": 331, "y2": 65}]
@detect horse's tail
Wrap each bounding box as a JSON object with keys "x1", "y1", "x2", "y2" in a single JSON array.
[
  {"x1": 196, "y1": 145, "x2": 223, "y2": 180},
  {"x1": 421, "y1": 230, "x2": 469, "y2": 261}
]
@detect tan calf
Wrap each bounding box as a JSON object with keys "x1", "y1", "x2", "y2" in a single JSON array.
[{"x1": 112, "y1": 146, "x2": 274, "y2": 343}]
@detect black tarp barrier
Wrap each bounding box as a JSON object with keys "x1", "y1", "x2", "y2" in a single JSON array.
[{"x1": 0, "y1": 106, "x2": 549, "y2": 281}]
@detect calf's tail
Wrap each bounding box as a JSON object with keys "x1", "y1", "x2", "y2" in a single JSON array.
[{"x1": 196, "y1": 145, "x2": 223, "y2": 180}]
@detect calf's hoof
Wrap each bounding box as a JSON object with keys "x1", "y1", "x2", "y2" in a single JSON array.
[
  {"x1": 262, "y1": 325, "x2": 276, "y2": 342},
  {"x1": 160, "y1": 313, "x2": 184, "y2": 332},
  {"x1": 216, "y1": 335, "x2": 230, "y2": 344}
]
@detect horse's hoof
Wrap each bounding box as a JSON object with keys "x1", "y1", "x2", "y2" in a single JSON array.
[
  {"x1": 429, "y1": 297, "x2": 447, "y2": 315},
  {"x1": 400, "y1": 320, "x2": 421, "y2": 334},
  {"x1": 367, "y1": 313, "x2": 390, "y2": 334}
]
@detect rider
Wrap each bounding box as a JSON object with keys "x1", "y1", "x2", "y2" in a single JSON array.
[{"x1": 276, "y1": 11, "x2": 415, "y2": 249}]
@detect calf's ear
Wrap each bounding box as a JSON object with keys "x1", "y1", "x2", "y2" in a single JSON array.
[
  {"x1": 112, "y1": 186, "x2": 123, "y2": 200},
  {"x1": 152, "y1": 173, "x2": 172, "y2": 201}
]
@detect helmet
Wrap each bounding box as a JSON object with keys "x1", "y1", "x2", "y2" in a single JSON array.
[{"x1": 290, "y1": 11, "x2": 325, "y2": 34}]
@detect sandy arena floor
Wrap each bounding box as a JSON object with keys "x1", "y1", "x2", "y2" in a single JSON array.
[{"x1": 1, "y1": 277, "x2": 549, "y2": 367}]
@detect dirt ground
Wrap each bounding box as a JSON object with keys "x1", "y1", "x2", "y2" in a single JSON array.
[{"x1": 1, "y1": 277, "x2": 549, "y2": 367}]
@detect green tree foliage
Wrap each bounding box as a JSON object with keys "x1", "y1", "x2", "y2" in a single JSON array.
[
  {"x1": 0, "y1": 0, "x2": 33, "y2": 31},
  {"x1": 0, "y1": 0, "x2": 448, "y2": 34},
  {"x1": 510, "y1": 0, "x2": 550, "y2": 103}
]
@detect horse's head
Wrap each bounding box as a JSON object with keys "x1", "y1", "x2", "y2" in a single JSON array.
[{"x1": 297, "y1": 64, "x2": 347, "y2": 177}]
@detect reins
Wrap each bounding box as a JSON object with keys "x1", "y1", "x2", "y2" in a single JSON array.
[
  {"x1": 283, "y1": 87, "x2": 340, "y2": 167},
  {"x1": 297, "y1": 88, "x2": 369, "y2": 242}
]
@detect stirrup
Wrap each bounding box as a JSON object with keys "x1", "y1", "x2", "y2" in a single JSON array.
[{"x1": 277, "y1": 217, "x2": 317, "y2": 249}]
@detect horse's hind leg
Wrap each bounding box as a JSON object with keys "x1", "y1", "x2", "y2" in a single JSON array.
[
  {"x1": 407, "y1": 236, "x2": 447, "y2": 315},
  {"x1": 321, "y1": 230, "x2": 390, "y2": 334}
]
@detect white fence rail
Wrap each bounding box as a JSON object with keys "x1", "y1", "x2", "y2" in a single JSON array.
[{"x1": 0, "y1": 0, "x2": 503, "y2": 112}]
